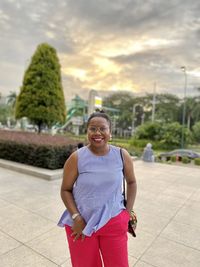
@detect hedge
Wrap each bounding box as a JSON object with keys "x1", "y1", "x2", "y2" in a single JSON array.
[
  {"x1": 194, "y1": 158, "x2": 200, "y2": 166},
  {"x1": 181, "y1": 156, "x2": 191, "y2": 164},
  {"x1": 0, "y1": 130, "x2": 77, "y2": 169}
]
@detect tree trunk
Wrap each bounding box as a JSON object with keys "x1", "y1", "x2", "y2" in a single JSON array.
[
  {"x1": 187, "y1": 114, "x2": 191, "y2": 129},
  {"x1": 38, "y1": 122, "x2": 42, "y2": 133}
]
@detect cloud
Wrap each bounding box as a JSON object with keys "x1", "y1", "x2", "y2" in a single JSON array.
[{"x1": 0, "y1": 0, "x2": 200, "y2": 101}]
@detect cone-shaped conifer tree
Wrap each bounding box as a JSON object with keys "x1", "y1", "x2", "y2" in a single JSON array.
[{"x1": 16, "y1": 43, "x2": 66, "y2": 132}]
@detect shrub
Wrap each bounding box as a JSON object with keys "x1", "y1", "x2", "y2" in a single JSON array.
[
  {"x1": 129, "y1": 138, "x2": 162, "y2": 150},
  {"x1": 132, "y1": 121, "x2": 192, "y2": 150},
  {"x1": 170, "y1": 155, "x2": 177, "y2": 162},
  {"x1": 134, "y1": 122, "x2": 162, "y2": 141},
  {"x1": 194, "y1": 158, "x2": 200, "y2": 166},
  {"x1": 182, "y1": 156, "x2": 191, "y2": 164}
]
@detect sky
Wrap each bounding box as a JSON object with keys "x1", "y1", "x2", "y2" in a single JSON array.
[{"x1": 0, "y1": 0, "x2": 200, "y2": 102}]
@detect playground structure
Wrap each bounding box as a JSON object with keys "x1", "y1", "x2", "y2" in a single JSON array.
[
  {"x1": 58, "y1": 90, "x2": 119, "y2": 136},
  {"x1": 59, "y1": 95, "x2": 87, "y2": 135}
]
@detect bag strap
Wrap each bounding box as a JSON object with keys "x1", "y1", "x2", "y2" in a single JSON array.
[{"x1": 120, "y1": 148, "x2": 126, "y2": 203}]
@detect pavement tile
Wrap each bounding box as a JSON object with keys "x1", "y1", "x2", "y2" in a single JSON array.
[
  {"x1": 141, "y1": 237, "x2": 200, "y2": 267},
  {"x1": 128, "y1": 255, "x2": 137, "y2": 266},
  {"x1": 0, "y1": 245, "x2": 58, "y2": 267},
  {"x1": 174, "y1": 174, "x2": 200, "y2": 188},
  {"x1": 173, "y1": 203, "x2": 200, "y2": 228},
  {"x1": 161, "y1": 184, "x2": 195, "y2": 200},
  {"x1": 27, "y1": 226, "x2": 70, "y2": 265},
  {"x1": 138, "y1": 195, "x2": 184, "y2": 219},
  {"x1": 60, "y1": 258, "x2": 72, "y2": 267},
  {"x1": 0, "y1": 230, "x2": 21, "y2": 255},
  {"x1": 161, "y1": 221, "x2": 200, "y2": 251},
  {"x1": 128, "y1": 231, "x2": 156, "y2": 259},
  {"x1": 134, "y1": 260, "x2": 156, "y2": 267},
  {"x1": 184, "y1": 199, "x2": 200, "y2": 211},
  {"x1": 0, "y1": 212, "x2": 55, "y2": 243},
  {"x1": 34, "y1": 202, "x2": 66, "y2": 223},
  {"x1": 0, "y1": 204, "x2": 30, "y2": 227},
  {"x1": 0, "y1": 190, "x2": 58, "y2": 212},
  {"x1": 135, "y1": 210, "x2": 171, "y2": 235},
  {"x1": 190, "y1": 189, "x2": 200, "y2": 202},
  {"x1": 0, "y1": 199, "x2": 10, "y2": 209}
]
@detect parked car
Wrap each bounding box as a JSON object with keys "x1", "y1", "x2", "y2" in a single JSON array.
[{"x1": 158, "y1": 149, "x2": 200, "y2": 161}]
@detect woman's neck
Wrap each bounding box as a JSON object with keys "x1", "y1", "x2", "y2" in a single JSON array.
[{"x1": 88, "y1": 144, "x2": 110, "y2": 156}]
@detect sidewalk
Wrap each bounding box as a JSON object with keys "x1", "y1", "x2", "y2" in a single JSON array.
[{"x1": 0, "y1": 161, "x2": 200, "y2": 266}]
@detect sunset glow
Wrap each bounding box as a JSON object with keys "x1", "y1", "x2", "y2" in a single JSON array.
[{"x1": 0, "y1": 0, "x2": 199, "y2": 100}]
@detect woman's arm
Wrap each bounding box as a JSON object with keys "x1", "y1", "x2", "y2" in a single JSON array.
[
  {"x1": 121, "y1": 148, "x2": 137, "y2": 214},
  {"x1": 60, "y1": 152, "x2": 86, "y2": 240}
]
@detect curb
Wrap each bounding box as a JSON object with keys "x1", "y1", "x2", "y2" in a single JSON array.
[{"x1": 0, "y1": 159, "x2": 63, "y2": 181}]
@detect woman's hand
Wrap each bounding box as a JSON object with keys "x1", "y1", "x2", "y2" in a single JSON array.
[{"x1": 71, "y1": 216, "x2": 86, "y2": 241}]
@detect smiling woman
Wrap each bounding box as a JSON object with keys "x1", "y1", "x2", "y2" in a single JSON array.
[{"x1": 58, "y1": 111, "x2": 137, "y2": 267}]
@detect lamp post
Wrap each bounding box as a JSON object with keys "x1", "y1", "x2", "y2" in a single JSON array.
[
  {"x1": 152, "y1": 82, "x2": 156, "y2": 122},
  {"x1": 131, "y1": 104, "x2": 137, "y2": 136},
  {"x1": 132, "y1": 104, "x2": 140, "y2": 135},
  {"x1": 181, "y1": 66, "x2": 187, "y2": 149}
]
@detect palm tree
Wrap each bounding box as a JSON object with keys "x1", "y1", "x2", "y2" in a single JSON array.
[
  {"x1": 7, "y1": 91, "x2": 17, "y2": 108},
  {"x1": 185, "y1": 96, "x2": 200, "y2": 129}
]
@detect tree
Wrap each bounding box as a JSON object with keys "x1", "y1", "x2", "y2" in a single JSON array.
[
  {"x1": 192, "y1": 121, "x2": 200, "y2": 142},
  {"x1": 15, "y1": 43, "x2": 66, "y2": 132},
  {"x1": 103, "y1": 92, "x2": 133, "y2": 130},
  {"x1": 0, "y1": 105, "x2": 11, "y2": 125},
  {"x1": 145, "y1": 93, "x2": 180, "y2": 123}
]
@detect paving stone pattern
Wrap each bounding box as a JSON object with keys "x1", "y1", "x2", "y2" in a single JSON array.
[{"x1": 0, "y1": 161, "x2": 200, "y2": 266}]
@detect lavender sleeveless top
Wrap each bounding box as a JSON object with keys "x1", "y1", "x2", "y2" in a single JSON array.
[{"x1": 57, "y1": 145, "x2": 125, "y2": 236}]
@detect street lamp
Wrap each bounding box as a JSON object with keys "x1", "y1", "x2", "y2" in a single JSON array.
[{"x1": 181, "y1": 66, "x2": 187, "y2": 149}]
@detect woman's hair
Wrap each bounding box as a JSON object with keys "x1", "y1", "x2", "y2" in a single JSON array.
[
  {"x1": 87, "y1": 110, "x2": 112, "y2": 129},
  {"x1": 77, "y1": 142, "x2": 84, "y2": 149}
]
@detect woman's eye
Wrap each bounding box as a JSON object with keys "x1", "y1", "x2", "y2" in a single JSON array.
[
  {"x1": 100, "y1": 127, "x2": 107, "y2": 132},
  {"x1": 89, "y1": 127, "x2": 96, "y2": 132}
]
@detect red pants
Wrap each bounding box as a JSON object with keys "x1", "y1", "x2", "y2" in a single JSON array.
[{"x1": 65, "y1": 210, "x2": 129, "y2": 267}]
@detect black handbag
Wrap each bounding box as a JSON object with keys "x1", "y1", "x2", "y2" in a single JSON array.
[{"x1": 120, "y1": 149, "x2": 137, "y2": 237}]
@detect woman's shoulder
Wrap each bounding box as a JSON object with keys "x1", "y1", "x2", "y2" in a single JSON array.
[
  {"x1": 77, "y1": 145, "x2": 90, "y2": 157},
  {"x1": 109, "y1": 144, "x2": 120, "y2": 151},
  {"x1": 109, "y1": 145, "x2": 131, "y2": 156}
]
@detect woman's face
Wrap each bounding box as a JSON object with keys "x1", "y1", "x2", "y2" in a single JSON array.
[{"x1": 87, "y1": 117, "x2": 111, "y2": 148}]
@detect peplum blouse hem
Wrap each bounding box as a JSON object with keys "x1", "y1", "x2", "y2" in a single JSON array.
[{"x1": 58, "y1": 196, "x2": 125, "y2": 236}]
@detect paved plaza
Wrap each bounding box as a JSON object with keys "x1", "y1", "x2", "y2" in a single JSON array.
[{"x1": 0, "y1": 160, "x2": 200, "y2": 267}]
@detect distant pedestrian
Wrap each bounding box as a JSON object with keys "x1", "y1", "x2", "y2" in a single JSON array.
[{"x1": 142, "y1": 143, "x2": 154, "y2": 162}]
